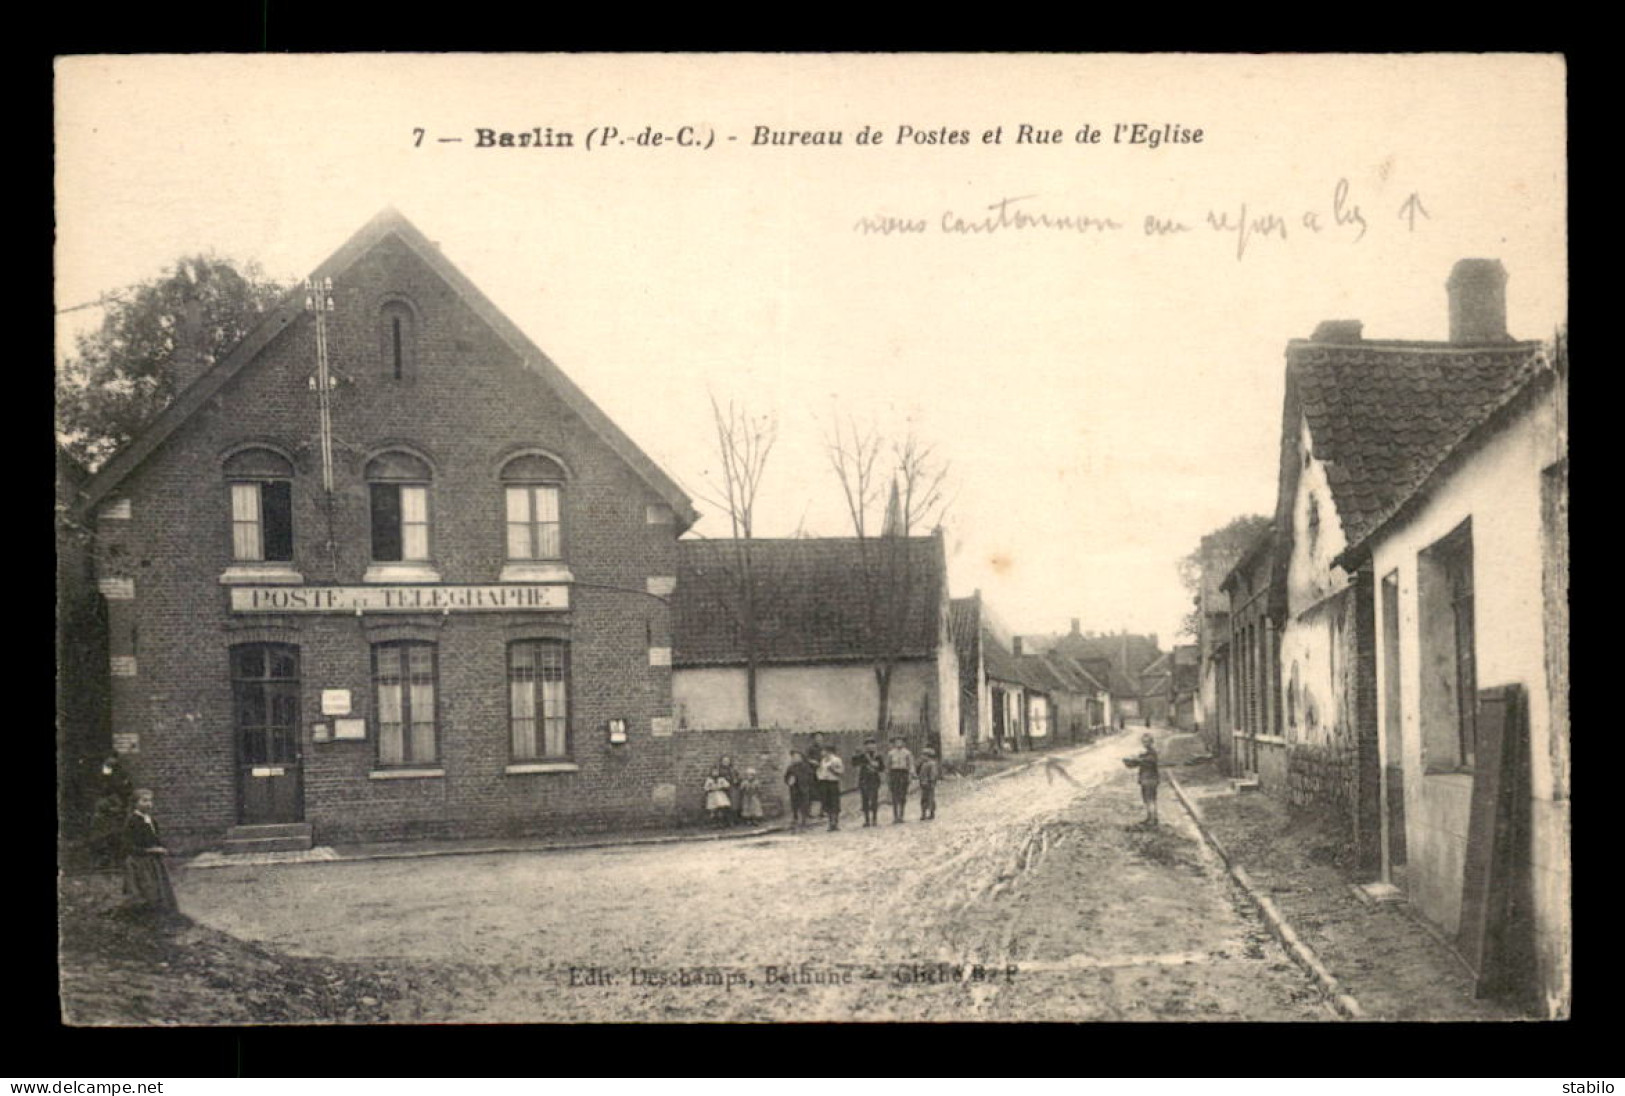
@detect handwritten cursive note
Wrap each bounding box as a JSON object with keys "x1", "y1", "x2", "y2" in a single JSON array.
[{"x1": 855, "y1": 181, "x2": 1426, "y2": 260}]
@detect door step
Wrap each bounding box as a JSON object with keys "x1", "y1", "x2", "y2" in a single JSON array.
[
  {"x1": 1231, "y1": 777, "x2": 1261, "y2": 794},
  {"x1": 223, "y1": 822, "x2": 314, "y2": 854}
]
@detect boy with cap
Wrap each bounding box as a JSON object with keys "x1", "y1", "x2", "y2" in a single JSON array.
[{"x1": 916, "y1": 747, "x2": 940, "y2": 820}]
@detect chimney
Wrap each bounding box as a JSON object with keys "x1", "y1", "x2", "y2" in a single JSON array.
[
  {"x1": 1310, "y1": 319, "x2": 1363, "y2": 344},
  {"x1": 1447, "y1": 259, "x2": 1510, "y2": 344},
  {"x1": 1070, "y1": 618, "x2": 1080, "y2": 635},
  {"x1": 1012, "y1": 636, "x2": 1024, "y2": 657}
]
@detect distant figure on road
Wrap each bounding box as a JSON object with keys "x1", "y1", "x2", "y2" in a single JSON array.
[
  {"x1": 784, "y1": 750, "x2": 815, "y2": 831},
  {"x1": 885, "y1": 736, "x2": 914, "y2": 824},
  {"x1": 1123, "y1": 733, "x2": 1161, "y2": 827},
  {"x1": 854, "y1": 739, "x2": 886, "y2": 828},
  {"x1": 704, "y1": 766, "x2": 732, "y2": 828},
  {"x1": 916, "y1": 748, "x2": 940, "y2": 821},
  {"x1": 816, "y1": 748, "x2": 845, "y2": 831},
  {"x1": 122, "y1": 789, "x2": 178, "y2": 918},
  {"x1": 738, "y1": 768, "x2": 765, "y2": 824}
]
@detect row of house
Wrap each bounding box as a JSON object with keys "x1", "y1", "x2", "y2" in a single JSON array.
[
  {"x1": 1193, "y1": 260, "x2": 1569, "y2": 1018},
  {"x1": 950, "y1": 598, "x2": 1113, "y2": 754},
  {"x1": 59, "y1": 207, "x2": 1146, "y2": 863}
]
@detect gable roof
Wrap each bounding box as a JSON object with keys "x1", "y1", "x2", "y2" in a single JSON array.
[
  {"x1": 672, "y1": 536, "x2": 944, "y2": 667},
  {"x1": 1057, "y1": 656, "x2": 1109, "y2": 694},
  {"x1": 1013, "y1": 654, "x2": 1067, "y2": 695},
  {"x1": 1281, "y1": 337, "x2": 1549, "y2": 558},
  {"x1": 79, "y1": 208, "x2": 698, "y2": 530},
  {"x1": 1043, "y1": 632, "x2": 1163, "y2": 696},
  {"x1": 949, "y1": 595, "x2": 981, "y2": 674},
  {"x1": 1221, "y1": 525, "x2": 1276, "y2": 595},
  {"x1": 980, "y1": 624, "x2": 1026, "y2": 686}
]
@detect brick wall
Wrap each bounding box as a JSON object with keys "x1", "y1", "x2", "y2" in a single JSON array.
[
  {"x1": 1286, "y1": 739, "x2": 1356, "y2": 824},
  {"x1": 94, "y1": 230, "x2": 690, "y2": 850}
]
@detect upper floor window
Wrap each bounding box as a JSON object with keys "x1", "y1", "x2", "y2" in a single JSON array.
[
  {"x1": 380, "y1": 300, "x2": 418, "y2": 381},
  {"x1": 501, "y1": 453, "x2": 566, "y2": 561},
  {"x1": 224, "y1": 448, "x2": 295, "y2": 563},
  {"x1": 367, "y1": 451, "x2": 433, "y2": 563}
]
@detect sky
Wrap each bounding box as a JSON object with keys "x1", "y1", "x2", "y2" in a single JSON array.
[{"x1": 54, "y1": 54, "x2": 1567, "y2": 646}]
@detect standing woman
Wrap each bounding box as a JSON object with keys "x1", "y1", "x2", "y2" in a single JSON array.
[
  {"x1": 718, "y1": 754, "x2": 743, "y2": 826},
  {"x1": 122, "y1": 790, "x2": 179, "y2": 917}
]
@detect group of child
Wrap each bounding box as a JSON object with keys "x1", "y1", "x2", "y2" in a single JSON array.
[
  {"x1": 705, "y1": 734, "x2": 942, "y2": 833},
  {"x1": 702, "y1": 756, "x2": 766, "y2": 828},
  {"x1": 705, "y1": 731, "x2": 1159, "y2": 832}
]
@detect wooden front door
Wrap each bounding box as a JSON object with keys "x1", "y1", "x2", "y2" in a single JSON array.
[{"x1": 232, "y1": 643, "x2": 304, "y2": 824}]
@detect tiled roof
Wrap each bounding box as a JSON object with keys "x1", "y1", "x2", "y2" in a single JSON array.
[
  {"x1": 1044, "y1": 633, "x2": 1163, "y2": 696},
  {"x1": 1014, "y1": 654, "x2": 1068, "y2": 694},
  {"x1": 1059, "y1": 656, "x2": 1109, "y2": 694},
  {"x1": 949, "y1": 596, "x2": 981, "y2": 673},
  {"x1": 1288, "y1": 339, "x2": 1549, "y2": 549},
  {"x1": 673, "y1": 536, "x2": 943, "y2": 666},
  {"x1": 980, "y1": 625, "x2": 1025, "y2": 685}
]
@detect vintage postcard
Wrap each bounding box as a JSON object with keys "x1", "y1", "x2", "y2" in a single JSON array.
[{"x1": 54, "y1": 53, "x2": 1568, "y2": 1025}]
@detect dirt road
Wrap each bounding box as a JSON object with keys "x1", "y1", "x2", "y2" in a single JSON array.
[{"x1": 176, "y1": 729, "x2": 1330, "y2": 1022}]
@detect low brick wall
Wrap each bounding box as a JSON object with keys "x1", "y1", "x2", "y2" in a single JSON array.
[{"x1": 1287, "y1": 740, "x2": 1358, "y2": 841}]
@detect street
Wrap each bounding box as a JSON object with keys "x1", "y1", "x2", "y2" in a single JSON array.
[{"x1": 176, "y1": 729, "x2": 1331, "y2": 1022}]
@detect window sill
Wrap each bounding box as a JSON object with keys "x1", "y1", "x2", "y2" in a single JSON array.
[
  {"x1": 220, "y1": 564, "x2": 305, "y2": 585},
  {"x1": 363, "y1": 564, "x2": 443, "y2": 584},
  {"x1": 1423, "y1": 769, "x2": 1476, "y2": 785},
  {"x1": 1255, "y1": 734, "x2": 1288, "y2": 746},
  {"x1": 368, "y1": 767, "x2": 445, "y2": 780},
  {"x1": 505, "y1": 761, "x2": 579, "y2": 774},
  {"x1": 499, "y1": 562, "x2": 575, "y2": 584}
]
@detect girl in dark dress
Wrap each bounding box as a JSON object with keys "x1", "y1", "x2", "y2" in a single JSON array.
[{"x1": 122, "y1": 790, "x2": 179, "y2": 916}]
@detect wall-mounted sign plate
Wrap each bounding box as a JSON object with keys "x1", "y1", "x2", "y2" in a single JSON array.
[{"x1": 333, "y1": 718, "x2": 367, "y2": 741}]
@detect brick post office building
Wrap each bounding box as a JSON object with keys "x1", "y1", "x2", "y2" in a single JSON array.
[{"x1": 76, "y1": 209, "x2": 701, "y2": 853}]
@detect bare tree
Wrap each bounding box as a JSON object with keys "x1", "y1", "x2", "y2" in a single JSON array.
[
  {"x1": 826, "y1": 416, "x2": 951, "y2": 731},
  {"x1": 692, "y1": 393, "x2": 778, "y2": 727}
]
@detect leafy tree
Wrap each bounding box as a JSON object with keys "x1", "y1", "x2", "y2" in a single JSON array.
[
  {"x1": 56, "y1": 255, "x2": 290, "y2": 470},
  {"x1": 1178, "y1": 513, "x2": 1272, "y2": 640}
]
